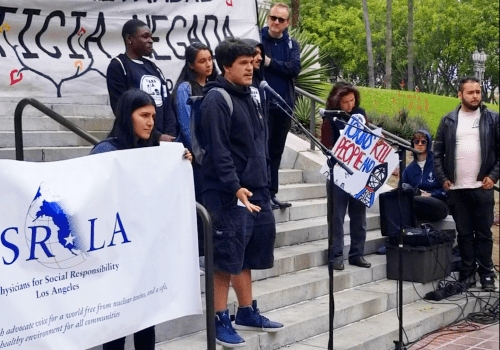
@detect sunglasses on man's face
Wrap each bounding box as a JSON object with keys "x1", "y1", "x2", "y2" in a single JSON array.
[
  {"x1": 413, "y1": 139, "x2": 427, "y2": 145},
  {"x1": 269, "y1": 15, "x2": 287, "y2": 23}
]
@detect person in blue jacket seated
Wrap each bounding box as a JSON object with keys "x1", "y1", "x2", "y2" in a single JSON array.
[
  {"x1": 402, "y1": 130, "x2": 449, "y2": 223},
  {"x1": 90, "y1": 88, "x2": 191, "y2": 350}
]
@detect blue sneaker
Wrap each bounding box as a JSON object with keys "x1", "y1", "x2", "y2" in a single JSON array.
[
  {"x1": 215, "y1": 309, "x2": 246, "y2": 348},
  {"x1": 234, "y1": 300, "x2": 284, "y2": 333}
]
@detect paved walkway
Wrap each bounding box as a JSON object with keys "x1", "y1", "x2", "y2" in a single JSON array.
[{"x1": 411, "y1": 321, "x2": 498, "y2": 349}]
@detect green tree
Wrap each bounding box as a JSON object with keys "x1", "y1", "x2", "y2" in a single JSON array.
[
  {"x1": 407, "y1": 0, "x2": 414, "y2": 91},
  {"x1": 362, "y1": 0, "x2": 376, "y2": 87},
  {"x1": 300, "y1": 0, "x2": 387, "y2": 84},
  {"x1": 385, "y1": 0, "x2": 393, "y2": 89},
  {"x1": 299, "y1": 0, "x2": 498, "y2": 99}
]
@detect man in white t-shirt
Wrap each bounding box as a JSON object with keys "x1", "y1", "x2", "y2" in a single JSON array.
[{"x1": 433, "y1": 77, "x2": 499, "y2": 291}]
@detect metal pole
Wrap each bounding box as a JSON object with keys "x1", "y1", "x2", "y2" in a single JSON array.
[
  {"x1": 197, "y1": 203, "x2": 215, "y2": 350},
  {"x1": 14, "y1": 98, "x2": 100, "y2": 161},
  {"x1": 310, "y1": 99, "x2": 316, "y2": 151}
]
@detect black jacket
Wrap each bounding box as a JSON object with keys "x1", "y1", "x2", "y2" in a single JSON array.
[
  {"x1": 242, "y1": 38, "x2": 268, "y2": 119},
  {"x1": 106, "y1": 53, "x2": 177, "y2": 137},
  {"x1": 241, "y1": 38, "x2": 266, "y2": 88},
  {"x1": 261, "y1": 27, "x2": 301, "y2": 108},
  {"x1": 200, "y1": 76, "x2": 270, "y2": 197},
  {"x1": 433, "y1": 103, "x2": 499, "y2": 185}
]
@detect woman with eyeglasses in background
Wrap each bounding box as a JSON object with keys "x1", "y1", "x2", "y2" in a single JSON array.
[{"x1": 402, "y1": 130, "x2": 449, "y2": 222}]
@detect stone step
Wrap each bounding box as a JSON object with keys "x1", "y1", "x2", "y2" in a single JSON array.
[
  {"x1": 273, "y1": 198, "x2": 327, "y2": 224},
  {"x1": 280, "y1": 293, "x2": 487, "y2": 350},
  {"x1": 0, "y1": 146, "x2": 94, "y2": 162},
  {"x1": 0, "y1": 131, "x2": 107, "y2": 148},
  {"x1": 0, "y1": 98, "x2": 112, "y2": 117},
  {"x1": 278, "y1": 169, "x2": 303, "y2": 185},
  {"x1": 149, "y1": 230, "x2": 386, "y2": 345},
  {"x1": 257, "y1": 229, "x2": 385, "y2": 283},
  {"x1": 1, "y1": 103, "x2": 114, "y2": 118},
  {"x1": 0, "y1": 116, "x2": 114, "y2": 131},
  {"x1": 274, "y1": 213, "x2": 381, "y2": 248},
  {"x1": 154, "y1": 275, "x2": 445, "y2": 349},
  {"x1": 0, "y1": 95, "x2": 110, "y2": 105},
  {"x1": 277, "y1": 183, "x2": 326, "y2": 201}
]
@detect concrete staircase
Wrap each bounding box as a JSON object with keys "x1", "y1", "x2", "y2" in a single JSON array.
[
  {"x1": 0, "y1": 95, "x2": 113, "y2": 161},
  {"x1": 0, "y1": 97, "x2": 482, "y2": 350},
  {"x1": 146, "y1": 133, "x2": 474, "y2": 350}
]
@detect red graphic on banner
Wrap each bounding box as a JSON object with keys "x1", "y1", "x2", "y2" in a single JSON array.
[
  {"x1": 10, "y1": 70, "x2": 23, "y2": 85},
  {"x1": 77, "y1": 27, "x2": 86, "y2": 36},
  {"x1": 75, "y1": 60, "x2": 83, "y2": 70},
  {"x1": 226, "y1": 0, "x2": 233, "y2": 6}
]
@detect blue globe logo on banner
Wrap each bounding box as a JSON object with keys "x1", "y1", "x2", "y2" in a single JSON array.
[{"x1": 24, "y1": 183, "x2": 88, "y2": 269}]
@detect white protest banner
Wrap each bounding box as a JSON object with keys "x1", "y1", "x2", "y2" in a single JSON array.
[
  {"x1": 0, "y1": 143, "x2": 201, "y2": 350},
  {"x1": 0, "y1": 0, "x2": 259, "y2": 98},
  {"x1": 320, "y1": 114, "x2": 399, "y2": 208}
]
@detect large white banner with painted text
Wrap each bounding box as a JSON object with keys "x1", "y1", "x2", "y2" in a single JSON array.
[
  {"x1": 0, "y1": 0, "x2": 259, "y2": 97},
  {"x1": 0, "y1": 143, "x2": 201, "y2": 349}
]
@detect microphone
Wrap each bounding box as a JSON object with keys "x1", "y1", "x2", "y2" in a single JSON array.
[
  {"x1": 260, "y1": 81, "x2": 287, "y2": 106},
  {"x1": 319, "y1": 108, "x2": 349, "y2": 119}
]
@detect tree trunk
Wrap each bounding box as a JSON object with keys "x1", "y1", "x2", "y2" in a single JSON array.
[
  {"x1": 489, "y1": 86, "x2": 498, "y2": 104},
  {"x1": 385, "y1": 0, "x2": 392, "y2": 89},
  {"x1": 362, "y1": 0, "x2": 375, "y2": 87},
  {"x1": 407, "y1": 0, "x2": 414, "y2": 91},
  {"x1": 291, "y1": 0, "x2": 300, "y2": 28}
]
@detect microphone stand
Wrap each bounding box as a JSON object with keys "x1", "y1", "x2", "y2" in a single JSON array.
[
  {"x1": 273, "y1": 102, "x2": 352, "y2": 350},
  {"x1": 389, "y1": 141, "x2": 414, "y2": 350},
  {"x1": 320, "y1": 113, "x2": 420, "y2": 350}
]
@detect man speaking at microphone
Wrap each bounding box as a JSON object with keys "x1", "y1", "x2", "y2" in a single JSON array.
[
  {"x1": 199, "y1": 38, "x2": 283, "y2": 347},
  {"x1": 320, "y1": 82, "x2": 372, "y2": 270},
  {"x1": 261, "y1": 2, "x2": 301, "y2": 210}
]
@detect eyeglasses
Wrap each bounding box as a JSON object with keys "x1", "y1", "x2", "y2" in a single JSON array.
[
  {"x1": 269, "y1": 15, "x2": 287, "y2": 23},
  {"x1": 413, "y1": 140, "x2": 427, "y2": 145}
]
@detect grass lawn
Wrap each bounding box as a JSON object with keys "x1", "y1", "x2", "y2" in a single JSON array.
[{"x1": 358, "y1": 87, "x2": 499, "y2": 135}]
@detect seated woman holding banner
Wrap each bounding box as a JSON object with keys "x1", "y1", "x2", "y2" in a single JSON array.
[
  {"x1": 90, "y1": 89, "x2": 191, "y2": 350},
  {"x1": 402, "y1": 130, "x2": 449, "y2": 222},
  {"x1": 320, "y1": 82, "x2": 371, "y2": 270}
]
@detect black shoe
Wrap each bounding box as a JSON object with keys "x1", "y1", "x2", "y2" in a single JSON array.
[
  {"x1": 459, "y1": 274, "x2": 476, "y2": 289},
  {"x1": 332, "y1": 260, "x2": 344, "y2": 270},
  {"x1": 480, "y1": 276, "x2": 496, "y2": 291},
  {"x1": 349, "y1": 257, "x2": 371, "y2": 268},
  {"x1": 271, "y1": 196, "x2": 292, "y2": 209},
  {"x1": 270, "y1": 199, "x2": 280, "y2": 210}
]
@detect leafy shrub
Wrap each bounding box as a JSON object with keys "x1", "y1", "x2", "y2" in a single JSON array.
[
  {"x1": 368, "y1": 109, "x2": 431, "y2": 140},
  {"x1": 292, "y1": 95, "x2": 321, "y2": 137}
]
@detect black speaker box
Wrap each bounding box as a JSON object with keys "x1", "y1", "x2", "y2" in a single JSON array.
[{"x1": 379, "y1": 189, "x2": 416, "y2": 237}]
